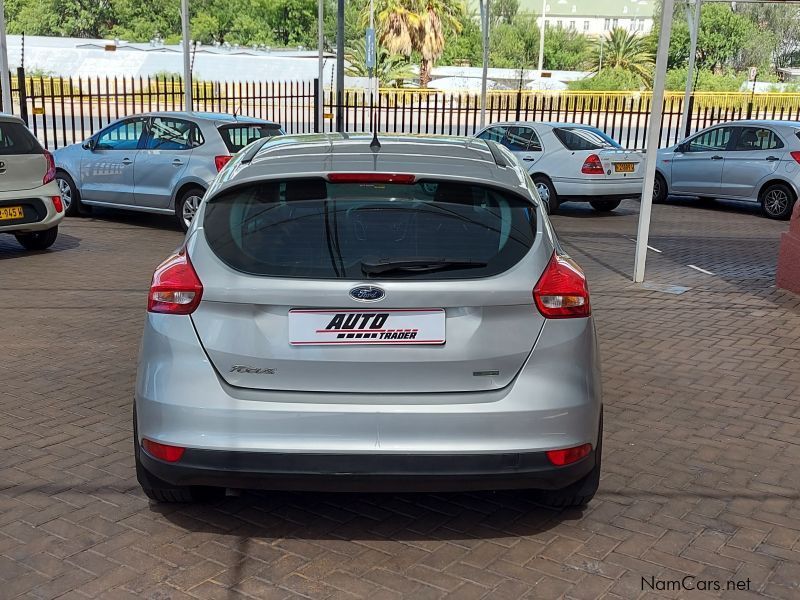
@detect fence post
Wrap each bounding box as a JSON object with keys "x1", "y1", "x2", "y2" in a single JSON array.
[
  {"x1": 16, "y1": 66, "x2": 28, "y2": 125},
  {"x1": 514, "y1": 87, "x2": 522, "y2": 121},
  {"x1": 313, "y1": 78, "x2": 320, "y2": 133},
  {"x1": 683, "y1": 94, "x2": 694, "y2": 138},
  {"x1": 746, "y1": 100, "x2": 753, "y2": 120}
]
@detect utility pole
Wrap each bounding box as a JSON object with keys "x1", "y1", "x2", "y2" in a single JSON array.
[
  {"x1": 318, "y1": 0, "x2": 324, "y2": 132},
  {"x1": 181, "y1": 0, "x2": 192, "y2": 111},
  {"x1": 479, "y1": 0, "x2": 490, "y2": 128},
  {"x1": 537, "y1": 0, "x2": 546, "y2": 73},
  {"x1": 335, "y1": 0, "x2": 345, "y2": 132},
  {"x1": 0, "y1": 0, "x2": 12, "y2": 113},
  {"x1": 680, "y1": 0, "x2": 701, "y2": 137}
]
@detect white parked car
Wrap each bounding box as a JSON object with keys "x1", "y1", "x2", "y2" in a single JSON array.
[
  {"x1": 475, "y1": 122, "x2": 644, "y2": 214},
  {"x1": 0, "y1": 113, "x2": 64, "y2": 251}
]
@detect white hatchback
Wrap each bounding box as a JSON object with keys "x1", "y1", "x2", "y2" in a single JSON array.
[
  {"x1": 0, "y1": 113, "x2": 64, "y2": 250},
  {"x1": 475, "y1": 122, "x2": 644, "y2": 214}
]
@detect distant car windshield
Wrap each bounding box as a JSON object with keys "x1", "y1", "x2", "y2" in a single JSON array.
[
  {"x1": 218, "y1": 124, "x2": 283, "y2": 153},
  {"x1": 553, "y1": 127, "x2": 622, "y2": 151},
  {"x1": 0, "y1": 121, "x2": 42, "y2": 155}
]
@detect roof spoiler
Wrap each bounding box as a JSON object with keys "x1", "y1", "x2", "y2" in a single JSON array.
[
  {"x1": 484, "y1": 140, "x2": 510, "y2": 168},
  {"x1": 240, "y1": 137, "x2": 272, "y2": 165}
]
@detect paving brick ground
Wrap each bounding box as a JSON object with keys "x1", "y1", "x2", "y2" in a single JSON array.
[{"x1": 1, "y1": 197, "x2": 799, "y2": 600}]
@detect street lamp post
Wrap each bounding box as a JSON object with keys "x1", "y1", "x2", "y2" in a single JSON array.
[
  {"x1": 181, "y1": 0, "x2": 192, "y2": 111},
  {"x1": 0, "y1": 0, "x2": 12, "y2": 113},
  {"x1": 537, "y1": 0, "x2": 546, "y2": 73}
]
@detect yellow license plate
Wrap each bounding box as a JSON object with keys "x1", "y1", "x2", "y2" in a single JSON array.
[
  {"x1": 614, "y1": 162, "x2": 635, "y2": 173},
  {"x1": 0, "y1": 206, "x2": 24, "y2": 221}
]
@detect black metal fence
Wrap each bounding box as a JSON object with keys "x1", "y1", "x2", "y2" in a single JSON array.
[{"x1": 3, "y1": 69, "x2": 800, "y2": 151}]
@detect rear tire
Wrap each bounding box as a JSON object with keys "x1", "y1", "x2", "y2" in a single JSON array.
[
  {"x1": 133, "y1": 406, "x2": 222, "y2": 503},
  {"x1": 653, "y1": 172, "x2": 668, "y2": 204},
  {"x1": 56, "y1": 171, "x2": 88, "y2": 217},
  {"x1": 533, "y1": 175, "x2": 559, "y2": 214},
  {"x1": 590, "y1": 199, "x2": 622, "y2": 212},
  {"x1": 175, "y1": 186, "x2": 205, "y2": 232},
  {"x1": 531, "y1": 410, "x2": 602, "y2": 509},
  {"x1": 760, "y1": 182, "x2": 795, "y2": 220},
  {"x1": 15, "y1": 226, "x2": 58, "y2": 251}
]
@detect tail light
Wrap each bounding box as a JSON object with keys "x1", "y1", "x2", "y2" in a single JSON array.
[
  {"x1": 581, "y1": 154, "x2": 605, "y2": 175},
  {"x1": 142, "y1": 439, "x2": 185, "y2": 462},
  {"x1": 43, "y1": 150, "x2": 56, "y2": 184},
  {"x1": 147, "y1": 250, "x2": 203, "y2": 315},
  {"x1": 52, "y1": 195, "x2": 63, "y2": 213},
  {"x1": 533, "y1": 252, "x2": 591, "y2": 318},
  {"x1": 790, "y1": 151, "x2": 800, "y2": 165},
  {"x1": 546, "y1": 444, "x2": 592, "y2": 466},
  {"x1": 327, "y1": 173, "x2": 416, "y2": 184},
  {"x1": 215, "y1": 155, "x2": 233, "y2": 172}
]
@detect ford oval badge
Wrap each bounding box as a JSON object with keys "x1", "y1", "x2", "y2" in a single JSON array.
[{"x1": 350, "y1": 285, "x2": 385, "y2": 302}]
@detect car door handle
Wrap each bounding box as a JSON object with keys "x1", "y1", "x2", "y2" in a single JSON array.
[
  {"x1": 766, "y1": 156, "x2": 780, "y2": 162},
  {"x1": 710, "y1": 155, "x2": 724, "y2": 160},
  {"x1": 172, "y1": 159, "x2": 184, "y2": 166},
  {"x1": 121, "y1": 158, "x2": 133, "y2": 165},
  {"x1": 522, "y1": 156, "x2": 536, "y2": 161}
]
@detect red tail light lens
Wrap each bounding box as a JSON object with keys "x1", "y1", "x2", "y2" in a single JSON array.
[
  {"x1": 327, "y1": 173, "x2": 416, "y2": 184},
  {"x1": 533, "y1": 252, "x2": 591, "y2": 319},
  {"x1": 215, "y1": 155, "x2": 233, "y2": 172},
  {"x1": 147, "y1": 250, "x2": 203, "y2": 315},
  {"x1": 581, "y1": 154, "x2": 605, "y2": 175},
  {"x1": 142, "y1": 439, "x2": 185, "y2": 462},
  {"x1": 43, "y1": 150, "x2": 56, "y2": 184},
  {"x1": 546, "y1": 444, "x2": 592, "y2": 466},
  {"x1": 52, "y1": 195, "x2": 63, "y2": 213},
  {"x1": 791, "y1": 151, "x2": 800, "y2": 165}
]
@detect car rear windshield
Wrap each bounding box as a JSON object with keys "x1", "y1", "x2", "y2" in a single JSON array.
[
  {"x1": 553, "y1": 127, "x2": 622, "y2": 151},
  {"x1": 218, "y1": 124, "x2": 283, "y2": 152},
  {"x1": 0, "y1": 121, "x2": 42, "y2": 155},
  {"x1": 203, "y1": 179, "x2": 537, "y2": 280}
]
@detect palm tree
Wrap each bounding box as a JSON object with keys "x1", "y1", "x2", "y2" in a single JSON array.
[
  {"x1": 345, "y1": 39, "x2": 417, "y2": 88},
  {"x1": 371, "y1": 0, "x2": 465, "y2": 87},
  {"x1": 590, "y1": 27, "x2": 654, "y2": 84}
]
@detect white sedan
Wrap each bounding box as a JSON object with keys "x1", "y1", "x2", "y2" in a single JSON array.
[{"x1": 475, "y1": 122, "x2": 644, "y2": 213}]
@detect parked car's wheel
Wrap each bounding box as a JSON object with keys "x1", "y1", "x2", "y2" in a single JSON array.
[
  {"x1": 531, "y1": 409, "x2": 602, "y2": 509},
  {"x1": 653, "y1": 172, "x2": 668, "y2": 203},
  {"x1": 175, "y1": 186, "x2": 205, "y2": 232},
  {"x1": 55, "y1": 171, "x2": 87, "y2": 217},
  {"x1": 533, "y1": 175, "x2": 559, "y2": 214},
  {"x1": 134, "y1": 406, "x2": 221, "y2": 503},
  {"x1": 14, "y1": 226, "x2": 58, "y2": 251},
  {"x1": 590, "y1": 199, "x2": 622, "y2": 212},
  {"x1": 760, "y1": 182, "x2": 795, "y2": 220}
]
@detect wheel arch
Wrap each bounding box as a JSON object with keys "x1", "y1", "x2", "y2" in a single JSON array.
[
  {"x1": 757, "y1": 177, "x2": 798, "y2": 202},
  {"x1": 172, "y1": 180, "x2": 207, "y2": 210}
]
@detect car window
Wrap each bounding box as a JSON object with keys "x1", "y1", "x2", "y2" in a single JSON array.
[
  {"x1": 503, "y1": 126, "x2": 542, "y2": 152},
  {"x1": 95, "y1": 118, "x2": 146, "y2": 151},
  {"x1": 553, "y1": 127, "x2": 621, "y2": 150},
  {"x1": 145, "y1": 117, "x2": 203, "y2": 151},
  {"x1": 0, "y1": 121, "x2": 42, "y2": 155},
  {"x1": 733, "y1": 127, "x2": 784, "y2": 151},
  {"x1": 476, "y1": 126, "x2": 506, "y2": 144},
  {"x1": 218, "y1": 124, "x2": 283, "y2": 153},
  {"x1": 203, "y1": 179, "x2": 537, "y2": 280},
  {"x1": 686, "y1": 127, "x2": 732, "y2": 152}
]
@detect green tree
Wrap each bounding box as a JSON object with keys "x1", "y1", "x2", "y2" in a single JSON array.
[
  {"x1": 489, "y1": 14, "x2": 537, "y2": 70},
  {"x1": 591, "y1": 27, "x2": 653, "y2": 85},
  {"x1": 568, "y1": 67, "x2": 644, "y2": 91},
  {"x1": 492, "y1": 0, "x2": 519, "y2": 25},
  {"x1": 5, "y1": 0, "x2": 114, "y2": 37},
  {"x1": 440, "y1": 11, "x2": 482, "y2": 66},
  {"x1": 111, "y1": 0, "x2": 180, "y2": 43},
  {"x1": 345, "y1": 39, "x2": 416, "y2": 86},
  {"x1": 543, "y1": 27, "x2": 589, "y2": 71},
  {"x1": 374, "y1": 0, "x2": 465, "y2": 87}
]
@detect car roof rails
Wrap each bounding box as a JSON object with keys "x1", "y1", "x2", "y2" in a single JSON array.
[{"x1": 484, "y1": 140, "x2": 510, "y2": 168}]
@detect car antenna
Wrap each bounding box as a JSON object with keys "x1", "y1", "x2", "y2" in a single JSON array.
[{"x1": 370, "y1": 130, "x2": 381, "y2": 151}]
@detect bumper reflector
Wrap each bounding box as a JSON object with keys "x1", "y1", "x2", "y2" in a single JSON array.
[
  {"x1": 142, "y1": 439, "x2": 185, "y2": 462},
  {"x1": 546, "y1": 443, "x2": 592, "y2": 466}
]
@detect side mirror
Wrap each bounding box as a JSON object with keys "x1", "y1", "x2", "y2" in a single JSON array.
[
  {"x1": 676, "y1": 142, "x2": 687, "y2": 153},
  {"x1": 82, "y1": 137, "x2": 96, "y2": 151}
]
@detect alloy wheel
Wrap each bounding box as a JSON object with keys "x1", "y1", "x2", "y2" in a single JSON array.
[
  {"x1": 57, "y1": 178, "x2": 72, "y2": 211},
  {"x1": 764, "y1": 188, "x2": 789, "y2": 217},
  {"x1": 182, "y1": 195, "x2": 203, "y2": 228}
]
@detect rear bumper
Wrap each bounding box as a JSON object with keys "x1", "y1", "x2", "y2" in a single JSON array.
[
  {"x1": 139, "y1": 446, "x2": 598, "y2": 492},
  {"x1": 0, "y1": 185, "x2": 63, "y2": 233},
  {"x1": 553, "y1": 177, "x2": 643, "y2": 201}
]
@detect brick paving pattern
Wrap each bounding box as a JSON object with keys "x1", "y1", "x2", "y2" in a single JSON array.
[{"x1": 1, "y1": 198, "x2": 799, "y2": 599}]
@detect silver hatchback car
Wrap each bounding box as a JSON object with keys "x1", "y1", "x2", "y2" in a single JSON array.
[
  {"x1": 134, "y1": 134, "x2": 603, "y2": 507},
  {"x1": 655, "y1": 119, "x2": 800, "y2": 219},
  {"x1": 54, "y1": 112, "x2": 283, "y2": 230}
]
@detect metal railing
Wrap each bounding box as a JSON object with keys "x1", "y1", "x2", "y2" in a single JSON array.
[{"x1": 2, "y1": 70, "x2": 799, "y2": 151}]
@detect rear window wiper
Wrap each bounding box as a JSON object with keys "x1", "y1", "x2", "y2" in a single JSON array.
[{"x1": 361, "y1": 258, "x2": 488, "y2": 276}]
